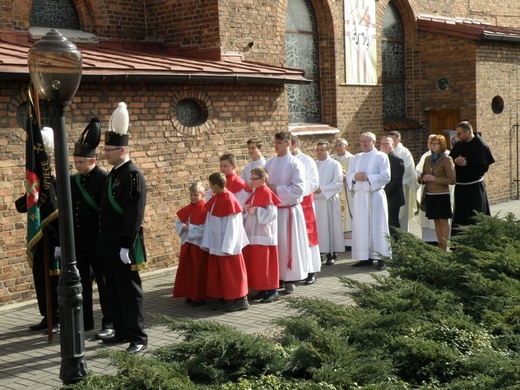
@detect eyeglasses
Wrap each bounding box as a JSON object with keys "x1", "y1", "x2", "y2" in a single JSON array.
[
  {"x1": 103, "y1": 147, "x2": 120, "y2": 152},
  {"x1": 456, "y1": 131, "x2": 466, "y2": 136},
  {"x1": 431, "y1": 142, "x2": 440, "y2": 145}
]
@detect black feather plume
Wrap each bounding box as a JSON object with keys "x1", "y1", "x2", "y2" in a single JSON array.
[{"x1": 78, "y1": 117, "x2": 101, "y2": 148}]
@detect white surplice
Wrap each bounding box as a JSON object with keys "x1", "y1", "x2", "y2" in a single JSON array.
[
  {"x1": 294, "y1": 151, "x2": 321, "y2": 274},
  {"x1": 201, "y1": 206, "x2": 249, "y2": 256},
  {"x1": 330, "y1": 152, "x2": 354, "y2": 233},
  {"x1": 346, "y1": 149, "x2": 392, "y2": 260},
  {"x1": 314, "y1": 157, "x2": 345, "y2": 254},
  {"x1": 265, "y1": 154, "x2": 310, "y2": 281},
  {"x1": 393, "y1": 143, "x2": 417, "y2": 231}
]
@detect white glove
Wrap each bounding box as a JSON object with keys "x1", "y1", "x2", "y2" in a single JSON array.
[
  {"x1": 119, "y1": 248, "x2": 131, "y2": 264},
  {"x1": 54, "y1": 246, "x2": 62, "y2": 259}
]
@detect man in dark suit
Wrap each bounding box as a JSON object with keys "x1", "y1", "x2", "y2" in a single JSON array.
[
  {"x1": 97, "y1": 103, "x2": 148, "y2": 355},
  {"x1": 69, "y1": 118, "x2": 113, "y2": 339},
  {"x1": 380, "y1": 136, "x2": 405, "y2": 233}
]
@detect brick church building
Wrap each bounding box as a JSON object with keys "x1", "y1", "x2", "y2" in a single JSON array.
[{"x1": 1, "y1": 0, "x2": 520, "y2": 306}]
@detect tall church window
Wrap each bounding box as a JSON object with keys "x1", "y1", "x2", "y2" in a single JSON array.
[
  {"x1": 30, "y1": 0, "x2": 79, "y2": 30},
  {"x1": 286, "y1": 0, "x2": 321, "y2": 123},
  {"x1": 382, "y1": 3, "x2": 405, "y2": 119}
]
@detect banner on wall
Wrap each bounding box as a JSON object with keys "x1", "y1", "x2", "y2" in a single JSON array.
[{"x1": 344, "y1": 0, "x2": 377, "y2": 85}]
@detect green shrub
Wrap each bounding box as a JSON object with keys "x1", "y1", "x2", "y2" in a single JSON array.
[
  {"x1": 68, "y1": 213, "x2": 520, "y2": 389},
  {"x1": 151, "y1": 317, "x2": 289, "y2": 385}
]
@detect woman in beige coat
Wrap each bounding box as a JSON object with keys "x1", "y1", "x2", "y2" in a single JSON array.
[{"x1": 419, "y1": 135, "x2": 456, "y2": 251}]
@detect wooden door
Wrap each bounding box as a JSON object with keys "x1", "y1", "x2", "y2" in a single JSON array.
[{"x1": 429, "y1": 109, "x2": 461, "y2": 150}]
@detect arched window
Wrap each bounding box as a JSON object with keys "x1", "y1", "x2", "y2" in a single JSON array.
[
  {"x1": 30, "y1": 0, "x2": 79, "y2": 30},
  {"x1": 286, "y1": 0, "x2": 321, "y2": 124},
  {"x1": 382, "y1": 3, "x2": 405, "y2": 119}
]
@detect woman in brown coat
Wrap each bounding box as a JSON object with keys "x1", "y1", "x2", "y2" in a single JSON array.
[{"x1": 419, "y1": 135, "x2": 456, "y2": 251}]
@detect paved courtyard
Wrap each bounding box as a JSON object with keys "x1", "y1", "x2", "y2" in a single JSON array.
[{"x1": 1, "y1": 200, "x2": 519, "y2": 389}]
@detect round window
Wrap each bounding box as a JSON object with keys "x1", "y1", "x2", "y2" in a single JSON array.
[
  {"x1": 176, "y1": 99, "x2": 208, "y2": 127},
  {"x1": 491, "y1": 96, "x2": 504, "y2": 114}
]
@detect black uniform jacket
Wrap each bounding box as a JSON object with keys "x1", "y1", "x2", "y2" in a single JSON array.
[
  {"x1": 71, "y1": 165, "x2": 108, "y2": 252},
  {"x1": 385, "y1": 151, "x2": 406, "y2": 208},
  {"x1": 97, "y1": 160, "x2": 146, "y2": 257}
]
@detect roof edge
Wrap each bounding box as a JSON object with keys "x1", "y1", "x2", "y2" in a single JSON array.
[{"x1": 417, "y1": 15, "x2": 520, "y2": 43}]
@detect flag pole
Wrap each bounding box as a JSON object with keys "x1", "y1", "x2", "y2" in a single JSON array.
[{"x1": 30, "y1": 85, "x2": 54, "y2": 343}]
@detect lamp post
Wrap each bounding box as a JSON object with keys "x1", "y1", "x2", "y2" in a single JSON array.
[{"x1": 28, "y1": 29, "x2": 87, "y2": 384}]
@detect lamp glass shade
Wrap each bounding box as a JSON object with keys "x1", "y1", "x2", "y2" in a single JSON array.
[{"x1": 28, "y1": 29, "x2": 82, "y2": 102}]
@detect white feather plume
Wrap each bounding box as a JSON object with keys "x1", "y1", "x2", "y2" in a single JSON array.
[
  {"x1": 108, "y1": 102, "x2": 129, "y2": 135},
  {"x1": 41, "y1": 127, "x2": 54, "y2": 154}
]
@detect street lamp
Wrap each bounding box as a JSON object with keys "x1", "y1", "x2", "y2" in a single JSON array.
[{"x1": 28, "y1": 29, "x2": 87, "y2": 384}]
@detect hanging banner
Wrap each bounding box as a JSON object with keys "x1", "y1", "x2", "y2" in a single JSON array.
[{"x1": 344, "y1": 0, "x2": 377, "y2": 85}]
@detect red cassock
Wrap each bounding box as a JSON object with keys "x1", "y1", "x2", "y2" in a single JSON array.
[
  {"x1": 204, "y1": 189, "x2": 249, "y2": 300},
  {"x1": 243, "y1": 185, "x2": 281, "y2": 290},
  {"x1": 300, "y1": 193, "x2": 319, "y2": 246},
  {"x1": 173, "y1": 200, "x2": 209, "y2": 301}
]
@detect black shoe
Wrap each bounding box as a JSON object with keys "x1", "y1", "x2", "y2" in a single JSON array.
[
  {"x1": 226, "y1": 297, "x2": 250, "y2": 312},
  {"x1": 261, "y1": 291, "x2": 280, "y2": 303},
  {"x1": 102, "y1": 336, "x2": 127, "y2": 344},
  {"x1": 283, "y1": 282, "x2": 296, "y2": 294},
  {"x1": 211, "y1": 299, "x2": 232, "y2": 310},
  {"x1": 96, "y1": 328, "x2": 116, "y2": 340},
  {"x1": 250, "y1": 291, "x2": 269, "y2": 301},
  {"x1": 377, "y1": 260, "x2": 386, "y2": 271},
  {"x1": 126, "y1": 343, "x2": 147, "y2": 355},
  {"x1": 304, "y1": 273, "x2": 316, "y2": 285},
  {"x1": 29, "y1": 318, "x2": 47, "y2": 331},
  {"x1": 351, "y1": 260, "x2": 374, "y2": 267},
  {"x1": 52, "y1": 323, "x2": 60, "y2": 334},
  {"x1": 190, "y1": 300, "x2": 205, "y2": 307},
  {"x1": 325, "y1": 258, "x2": 335, "y2": 265}
]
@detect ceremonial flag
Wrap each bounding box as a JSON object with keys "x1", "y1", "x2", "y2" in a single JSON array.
[{"x1": 23, "y1": 98, "x2": 58, "y2": 267}]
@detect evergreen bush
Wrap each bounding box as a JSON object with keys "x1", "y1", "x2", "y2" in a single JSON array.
[{"x1": 68, "y1": 213, "x2": 520, "y2": 389}]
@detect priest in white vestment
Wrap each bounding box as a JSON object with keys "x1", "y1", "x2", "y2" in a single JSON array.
[
  {"x1": 241, "y1": 138, "x2": 266, "y2": 183},
  {"x1": 346, "y1": 132, "x2": 391, "y2": 271},
  {"x1": 388, "y1": 131, "x2": 417, "y2": 232},
  {"x1": 314, "y1": 141, "x2": 345, "y2": 260},
  {"x1": 265, "y1": 131, "x2": 310, "y2": 294},
  {"x1": 290, "y1": 135, "x2": 321, "y2": 283},
  {"x1": 330, "y1": 138, "x2": 354, "y2": 246}
]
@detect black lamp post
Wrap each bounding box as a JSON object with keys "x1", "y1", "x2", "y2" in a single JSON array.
[{"x1": 28, "y1": 29, "x2": 87, "y2": 384}]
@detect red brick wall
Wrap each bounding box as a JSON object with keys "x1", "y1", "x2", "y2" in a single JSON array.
[
  {"x1": 145, "y1": 0, "x2": 220, "y2": 49},
  {"x1": 476, "y1": 41, "x2": 520, "y2": 202},
  {"x1": 3, "y1": 0, "x2": 520, "y2": 306},
  {"x1": 0, "y1": 81, "x2": 290, "y2": 305}
]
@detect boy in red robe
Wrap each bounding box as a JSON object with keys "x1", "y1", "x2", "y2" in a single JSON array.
[
  {"x1": 173, "y1": 181, "x2": 209, "y2": 306},
  {"x1": 201, "y1": 172, "x2": 250, "y2": 312},
  {"x1": 243, "y1": 167, "x2": 282, "y2": 303},
  {"x1": 207, "y1": 153, "x2": 251, "y2": 207}
]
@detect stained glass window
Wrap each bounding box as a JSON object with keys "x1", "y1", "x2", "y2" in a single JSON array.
[
  {"x1": 30, "y1": 0, "x2": 79, "y2": 30},
  {"x1": 286, "y1": 0, "x2": 321, "y2": 123},
  {"x1": 382, "y1": 3, "x2": 405, "y2": 119},
  {"x1": 17, "y1": 102, "x2": 51, "y2": 129}
]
